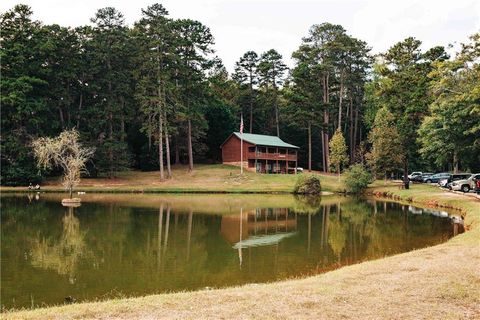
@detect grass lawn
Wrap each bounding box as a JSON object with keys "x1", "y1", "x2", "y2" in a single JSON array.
[
  {"x1": 0, "y1": 164, "x2": 344, "y2": 193},
  {"x1": 4, "y1": 183, "x2": 480, "y2": 319}
]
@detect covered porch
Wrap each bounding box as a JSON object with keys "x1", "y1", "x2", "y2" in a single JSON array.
[{"x1": 248, "y1": 159, "x2": 297, "y2": 174}]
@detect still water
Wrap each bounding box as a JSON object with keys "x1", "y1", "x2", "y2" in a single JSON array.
[{"x1": 1, "y1": 193, "x2": 460, "y2": 309}]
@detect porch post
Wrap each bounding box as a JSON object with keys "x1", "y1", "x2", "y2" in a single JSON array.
[
  {"x1": 276, "y1": 147, "x2": 278, "y2": 174},
  {"x1": 255, "y1": 146, "x2": 258, "y2": 173},
  {"x1": 295, "y1": 149, "x2": 298, "y2": 174}
]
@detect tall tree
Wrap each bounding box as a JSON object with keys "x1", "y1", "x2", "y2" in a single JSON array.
[
  {"x1": 367, "y1": 37, "x2": 447, "y2": 187},
  {"x1": 366, "y1": 107, "x2": 404, "y2": 180},
  {"x1": 292, "y1": 23, "x2": 370, "y2": 171},
  {"x1": 134, "y1": 3, "x2": 173, "y2": 180},
  {"x1": 233, "y1": 51, "x2": 259, "y2": 133},
  {"x1": 1, "y1": 5, "x2": 47, "y2": 185},
  {"x1": 89, "y1": 7, "x2": 133, "y2": 178},
  {"x1": 418, "y1": 33, "x2": 480, "y2": 172},
  {"x1": 258, "y1": 49, "x2": 287, "y2": 137},
  {"x1": 173, "y1": 19, "x2": 215, "y2": 172}
]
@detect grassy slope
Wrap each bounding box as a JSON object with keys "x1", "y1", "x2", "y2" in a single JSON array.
[
  {"x1": 0, "y1": 164, "x2": 343, "y2": 193},
  {"x1": 5, "y1": 183, "x2": 480, "y2": 320}
]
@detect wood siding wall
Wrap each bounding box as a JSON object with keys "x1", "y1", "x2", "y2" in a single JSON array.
[
  {"x1": 221, "y1": 135, "x2": 254, "y2": 163},
  {"x1": 221, "y1": 135, "x2": 298, "y2": 164}
]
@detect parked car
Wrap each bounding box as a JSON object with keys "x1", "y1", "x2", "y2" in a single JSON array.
[
  {"x1": 412, "y1": 173, "x2": 433, "y2": 183},
  {"x1": 407, "y1": 172, "x2": 423, "y2": 181},
  {"x1": 440, "y1": 173, "x2": 472, "y2": 188},
  {"x1": 450, "y1": 173, "x2": 480, "y2": 192},
  {"x1": 423, "y1": 173, "x2": 450, "y2": 183}
]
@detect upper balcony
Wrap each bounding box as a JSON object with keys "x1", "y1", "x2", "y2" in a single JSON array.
[{"x1": 247, "y1": 151, "x2": 297, "y2": 161}]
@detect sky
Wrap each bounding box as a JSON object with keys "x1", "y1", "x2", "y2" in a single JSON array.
[{"x1": 2, "y1": 0, "x2": 480, "y2": 72}]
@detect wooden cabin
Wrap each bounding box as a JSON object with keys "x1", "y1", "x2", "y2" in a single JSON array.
[{"x1": 220, "y1": 132, "x2": 299, "y2": 173}]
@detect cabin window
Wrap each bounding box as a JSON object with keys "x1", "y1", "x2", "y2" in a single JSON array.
[
  {"x1": 288, "y1": 149, "x2": 296, "y2": 155},
  {"x1": 248, "y1": 147, "x2": 255, "y2": 153},
  {"x1": 268, "y1": 148, "x2": 276, "y2": 154},
  {"x1": 279, "y1": 148, "x2": 286, "y2": 154},
  {"x1": 258, "y1": 147, "x2": 266, "y2": 153}
]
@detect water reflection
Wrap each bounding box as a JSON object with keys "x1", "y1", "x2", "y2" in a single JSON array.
[
  {"x1": 0, "y1": 194, "x2": 461, "y2": 309},
  {"x1": 29, "y1": 205, "x2": 91, "y2": 285}
]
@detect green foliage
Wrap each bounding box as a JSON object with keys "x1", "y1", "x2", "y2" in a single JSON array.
[
  {"x1": 418, "y1": 33, "x2": 480, "y2": 172},
  {"x1": 1, "y1": 3, "x2": 477, "y2": 185},
  {"x1": 293, "y1": 174, "x2": 322, "y2": 195},
  {"x1": 366, "y1": 107, "x2": 405, "y2": 178},
  {"x1": 342, "y1": 164, "x2": 372, "y2": 194},
  {"x1": 329, "y1": 129, "x2": 348, "y2": 174},
  {"x1": 365, "y1": 37, "x2": 448, "y2": 174}
]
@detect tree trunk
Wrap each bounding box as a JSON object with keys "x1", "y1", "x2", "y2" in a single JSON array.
[
  {"x1": 453, "y1": 150, "x2": 459, "y2": 173},
  {"x1": 107, "y1": 56, "x2": 114, "y2": 179},
  {"x1": 157, "y1": 46, "x2": 164, "y2": 181},
  {"x1": 349, "y1": 97, "x2": 354, "y2": 162},
  {"x1": 148, "y1": 113, "x2": 152, "y2": 152},
  {"x1": 321, "y1": 127, "x2": 326, "y2": 172},
  {"x1": 58, "y1": 107, "x2": 65, "y2": 130},
  {"x1": 76, "y1": 92, "x2": 83, "y2": 129},
  {"x1": 120, "y1": 98, "x2": 125, "y2": 142},
  {"x1": 322, "y1": 73, "x2": 330, "y2": 172},
  {"x1": 353, "y1": 100, "x2": 359, "y2": 160},
  {"x1": 108, "y1": 109, "x2": 113, "y2": 178},
  {"x1": 175, "y1": 135, "x2": 180, "y2": 165},
  {"x1": 249, "y1": 76, "x2": 254, "y2": 133},
  {"x1": 308, "y1": 121, "x2": 312, "y2": 172},
  {"x1": 164, "y1": 109, "x2": 172, "y2": 179},
  {"x1": 158, "y1": 112, "x2": 164, "y2": 180},
  {"x1": 274, "y1": 93, "x2": 280, "y2": 137},
  {"x1": 187, "y1": 119, "x2": 193, "y2": 172},
  {"x1": 403, "y1": 160, "x2": 409, "y2": 189},
  {"x1": 338, "y1": 72, "x2": 344, "y2": 130}
]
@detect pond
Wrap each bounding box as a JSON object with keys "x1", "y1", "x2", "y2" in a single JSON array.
[{"x1": 0, "y1": 193, "x2": 462, "y2": 310}]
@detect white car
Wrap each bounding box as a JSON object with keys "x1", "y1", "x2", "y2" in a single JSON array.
[
  {"x1": 407, "y1": 172, "x2": 422, "y2": 180},
  {"x1": 450, "y1": 174, "x2": 480, "y2": 193}
]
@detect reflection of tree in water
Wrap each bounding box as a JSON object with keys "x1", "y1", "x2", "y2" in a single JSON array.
[
  {"x1": 293, "y1": 195, "x2": 321, "y2": 213},
  {"x1": 327, "y1": 210, "x2": 348, "y2": 261},
  {"x1": 30, "y1": 207, "x2": 91, "y2": 282}
]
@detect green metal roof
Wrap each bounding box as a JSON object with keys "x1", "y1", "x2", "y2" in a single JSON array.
[{"x1": 232, "y1": 132, "x2": 299, "y2": 149}]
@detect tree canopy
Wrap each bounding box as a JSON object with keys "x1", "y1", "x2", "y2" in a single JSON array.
[{"x1": 1, "y1": 4, "x2": 478, "y2": 186}]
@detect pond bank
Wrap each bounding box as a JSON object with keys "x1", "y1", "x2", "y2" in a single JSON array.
[
  {"x1": 0, "y1": 165, "x2": 343, "y2": 194},
  {"x1": 3, "y1": 184, "x2": 480, "y2": 320}
]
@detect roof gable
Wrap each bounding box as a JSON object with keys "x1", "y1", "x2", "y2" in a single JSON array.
[{"x1": 222, "y1": 132, "x2": 299, "y2": 149}]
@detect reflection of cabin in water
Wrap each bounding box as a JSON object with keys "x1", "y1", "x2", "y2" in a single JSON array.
[
  {"x1": 220, "y1": 132, "x2": 299, "y2": 173},
  {"x1": 220, "y1": 208, "x2": 297, "y2": 248}
]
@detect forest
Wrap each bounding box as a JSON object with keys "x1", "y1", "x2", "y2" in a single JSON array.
[{"x1": 2, "y1": 3, "x2": 479, "y2": 186}]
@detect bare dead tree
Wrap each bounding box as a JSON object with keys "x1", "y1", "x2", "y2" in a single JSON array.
[{"x1": 32, "y1": 129, "x2": 94, "y2": 198}]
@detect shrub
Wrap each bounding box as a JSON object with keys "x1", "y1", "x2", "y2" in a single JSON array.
[
  {"x1": 293, "y1": 174, "x2": 322, "y2": 195},
  {"x1": 343, "y1": 164, "x2": 373, "y2": 194}
]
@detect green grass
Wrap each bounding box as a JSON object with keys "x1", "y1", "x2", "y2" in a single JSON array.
[{"x1": 0, "y1": 164, "x2": 344, "y2": 194}]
